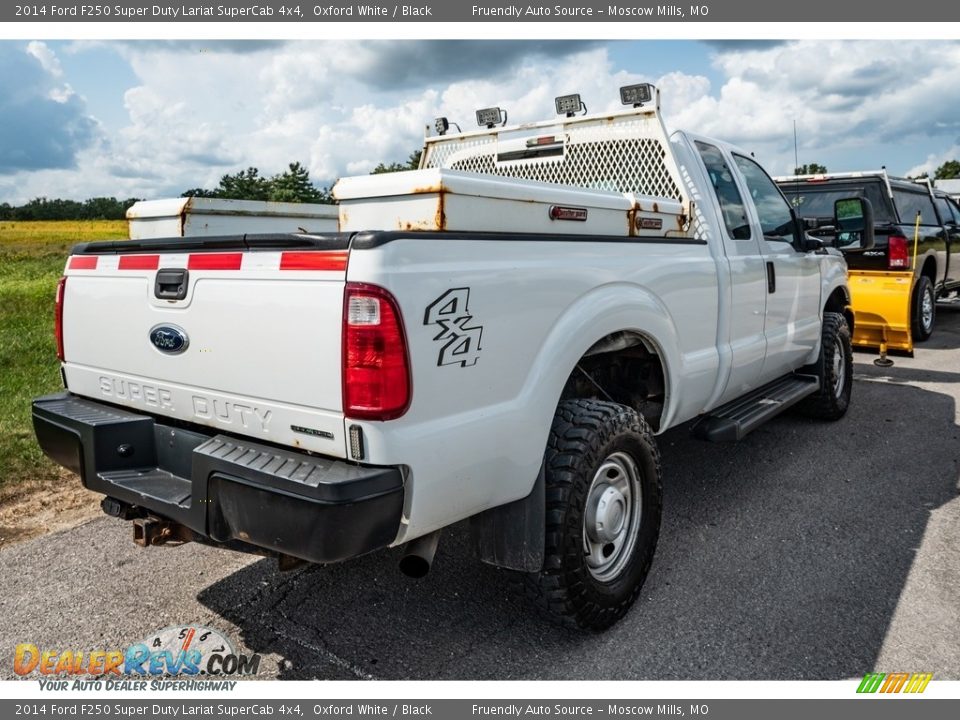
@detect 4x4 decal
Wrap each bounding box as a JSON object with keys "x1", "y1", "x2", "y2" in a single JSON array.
[{"x1": 424, "y1": 288, "x2": 483, "y2": 367}]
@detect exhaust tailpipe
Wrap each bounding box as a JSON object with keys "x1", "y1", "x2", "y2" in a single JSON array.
[{"x1": 398, "y1": 531, "x2": 441, "y2": 578}]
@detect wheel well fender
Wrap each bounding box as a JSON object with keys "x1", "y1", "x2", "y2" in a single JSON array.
[
  {"x1": 517, "y1": 283, "x2": 681, "y2": 461},
  {"x1": 472, "y1": 285, "x2": 680, "y2": 571},
  {"x1": 824, "y1": 284, "x2": 854, "y2": 336}
]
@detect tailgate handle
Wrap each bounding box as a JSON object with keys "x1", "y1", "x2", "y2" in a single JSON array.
[{"x1": 155, "y1": 269, "x2": 189, "y2": 300}]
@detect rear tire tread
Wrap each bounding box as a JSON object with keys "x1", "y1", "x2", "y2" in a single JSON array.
[{"x1": 522, "y1": 399, "x2": 662, "y2": 631}]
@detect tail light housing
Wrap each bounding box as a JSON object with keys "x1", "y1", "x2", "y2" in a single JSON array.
[
  {"x1": 888, "y1": 235, "x2": 910, "y2": 269},
  {"x1": 55, "y1": 276, "x2": 67, "y2": 361},
  {"x1": 342, "y1": 283, "x2": 411, "y2": 420}
]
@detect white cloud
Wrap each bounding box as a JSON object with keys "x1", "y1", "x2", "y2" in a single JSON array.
[
  {"x1": 674, "y1": 41, "x2": 960, "y2": 174},
  {"x1": 26, "y1": 41, "x2": 62, "y2": 77},
  {"x1": 907, "y1": 145, "x2": 960, "y2": 178},
  {"x1": 26, "y1": 41, "x2": 78, "y2": 104},
  {"x1": 0, "y1": 43, "x2": 97, "y2": 176},
  {"x1": 4, "y1": 40, "x2": 960, "y2": 203}
]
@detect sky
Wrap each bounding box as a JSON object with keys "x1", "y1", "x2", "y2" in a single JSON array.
[{"x1": 1, "y1": 39, "x2": 959, "y2": 204}]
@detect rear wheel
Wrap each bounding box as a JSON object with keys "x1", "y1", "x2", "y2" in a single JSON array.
[
  {"x1": 798, "y1": 311, "x2": 853, "y2": 420},
  {"x1": 912, "y1": 275, "x2": 936, "y2": 341},
  {"x1": 524, "y1": 399, "x2": 662, "y2": 631}
]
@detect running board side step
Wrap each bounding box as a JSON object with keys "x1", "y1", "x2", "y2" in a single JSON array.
[{"x1": 691, "y1": 374, "x2": 819, "y2": 442}]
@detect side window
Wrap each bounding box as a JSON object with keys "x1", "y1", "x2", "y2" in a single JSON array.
[
  {"x1": 732, "y1": 154, "x2": 797, "y2": 243},
  {"x1": 950, "y1": 199, "x2": 960, "y2": 225},
  {"x1": 695, "y1": 141, "x2": 751, "y2": 240},
  {"x1": 935, "y1": 196, "x2": 957, "y2": 225},
  {"x1": 892, "y1": 189, "x2": 938, "y2": 225}
]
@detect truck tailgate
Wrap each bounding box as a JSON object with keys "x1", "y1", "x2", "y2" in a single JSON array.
[{"x1": 59, "y1": 234, "x2": 350, "y2": 459}]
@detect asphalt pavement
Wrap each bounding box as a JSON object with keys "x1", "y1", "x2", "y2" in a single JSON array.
[{"x1": 2, "y1": 307, "x2": 958, "y2": 681}]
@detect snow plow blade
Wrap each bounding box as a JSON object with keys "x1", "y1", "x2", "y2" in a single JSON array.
[{"x1": 848, "y1": 270, "x2": 914, "y2": 355}]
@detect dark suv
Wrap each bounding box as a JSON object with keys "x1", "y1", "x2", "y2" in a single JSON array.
[{"x1": 777, "y1": 172, "x2": 960, "y2": 340}]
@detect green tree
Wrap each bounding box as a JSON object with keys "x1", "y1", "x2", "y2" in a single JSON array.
[
  {"x1": 268, "y1": 162, "x2": 325, "y2": 203},
  {"x1": 82, "y1": 197, "x2": 130, "y2": 220},
  {"x1": 934, "y1": 160, "x2": 960, "y2": 180},
  {"x1": 370, "y1": 150, "x2": 422, "y2": 175},
  {"x1": 316, "y1": 184, "x2": 335, "y2": 205},
  {"x1": 794, "y1": 162, "x2": 828, "y2": 175},
  {"x1": 370, "y1": 161, "x2": 408, "y2": 175},
  {"x1": 181, "y1": 187, "x2": 217, "y2": 198},
  {"x1": 15, "y1": 197, "x2": 84, "y2": 220},
  {"x1": 0, "y1": 196, "x2": 136, "y2": 221},
  {"x1": 215, "y1": 167, "x2": 270, "y2": 200}
]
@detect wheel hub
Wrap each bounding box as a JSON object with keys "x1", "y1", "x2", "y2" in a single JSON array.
[
  {"x1": 586, "y1": 485, "x2": 627, "y2": 543},
  {"x1": 922, "y1": 289, "x2": 934, "y2": 331},
  {"x1": 832, "y1": 337, "x2": 845, "y2": 397},
  {"x1": 582, "y1": 452, "x2": 643, "y2": 582}
]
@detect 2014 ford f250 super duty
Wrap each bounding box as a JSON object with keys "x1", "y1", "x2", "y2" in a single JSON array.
[{"x1": 34, "y1": 87, "x2": 860, "y2": 629}]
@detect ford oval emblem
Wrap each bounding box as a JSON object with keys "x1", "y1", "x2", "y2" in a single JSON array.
[{"x1": 149, "y1": 324, "x2": 189, "y2": 355}]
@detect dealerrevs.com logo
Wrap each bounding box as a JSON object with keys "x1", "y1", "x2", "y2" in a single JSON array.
[{"x1": 14, "y1": 625, "x2": 260, "y2": 689}]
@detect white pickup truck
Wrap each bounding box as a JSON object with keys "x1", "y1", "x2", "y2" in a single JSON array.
[{"x1": 34, "y1": 87, "x2": 861, "y2": 630}]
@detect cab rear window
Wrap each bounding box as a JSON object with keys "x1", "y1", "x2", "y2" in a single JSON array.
[
  {"x1": 891, "y1": 188, "x2": 938, "y2": 225},
  {"x1": 781, "y1": 182, "x2": 894, "y2": 223}
]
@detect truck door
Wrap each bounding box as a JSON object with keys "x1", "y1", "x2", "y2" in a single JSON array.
[
  {"x1": 935, "y1": 195, "x2": 960, "y2": 291},
  {"x1": 692, "y1": 140, "x2": 768, "y2": 404},
  {"x1": 892, "y1": 186, "x2": 946, "y2": 287},
  {"x1": 947, "y1": 198, "x2": 960, "y2": 291},
  {"x1": 731, "y1": 153, "x2": 821, "y2": 380}
]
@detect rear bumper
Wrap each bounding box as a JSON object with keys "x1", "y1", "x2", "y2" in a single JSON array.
[{"x1": 32, "y1": 393, "x2": 404, "y2": 563}]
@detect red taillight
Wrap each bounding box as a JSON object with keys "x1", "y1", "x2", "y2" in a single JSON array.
[
  {"x1": 888, "y1": 235, "x2": 910, "y2": 269},
  {"x1": 342, "y1": 283, "x2": 411, "y2": 420},
  {"x1": 55, "y1": 276, "x2": 67, "y2": 361}
]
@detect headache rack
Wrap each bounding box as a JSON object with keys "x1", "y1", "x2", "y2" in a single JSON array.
[
  {"x1": 335, "y1": 103, "x2": 691, "y2": 238},
  {"x1": 420, "y1": 105, "x2": 685, "y2": 204}
]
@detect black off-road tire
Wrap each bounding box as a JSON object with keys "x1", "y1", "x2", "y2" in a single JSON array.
[
  {"x1": 912, "y1": 275, "x2": 936, "y2": 341},
  {"x1": 798, "y1": 311, "x2": 853, "y2": 421},
  {"x1": 523, "y1": 399, "x2": 662, "y2": 631}
]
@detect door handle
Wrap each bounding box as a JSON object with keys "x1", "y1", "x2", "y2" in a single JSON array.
[
  {"x1": 155, "y1": 268, "x2": 189, "y2": 300},
  {"x1": 766, "y1": 261, "x2": 776, "y2": 293}
]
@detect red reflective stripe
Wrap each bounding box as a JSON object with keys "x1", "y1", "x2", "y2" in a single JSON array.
[
  {"x1": 118, "y1": 255, "x2": 160, "y2": 270},
  {"x1": 279, "y1": 251, "x2": 349, "y2": 271},
  {"x1": 68, "y1": 256, "x2": 98, "y2": 270},
  {"x1": 187, "y1": 253, "x2": 243, "y2": 270}
]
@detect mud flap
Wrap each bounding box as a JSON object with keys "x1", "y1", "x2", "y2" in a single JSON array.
[
  {"x1": 848, "y1": 270, "x2": 914, "y2": 355},
  {"x1": 471, "y1": 464, "x2": 545, "y2": 572}
]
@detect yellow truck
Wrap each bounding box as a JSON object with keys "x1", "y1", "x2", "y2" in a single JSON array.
[{"x1": 778, "y1": 171, "x2": 960, "y2": 355}]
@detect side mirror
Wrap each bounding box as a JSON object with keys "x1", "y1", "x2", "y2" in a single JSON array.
[
  {"x1": 798, "y1": 234, "x2": 824, "y2": 252},
  {"x1": 791, "y1": 210, "x2": 825, "y2": 252},
  {"x1": 833, "y1": 197, "x2": 875, "y2": 250}
]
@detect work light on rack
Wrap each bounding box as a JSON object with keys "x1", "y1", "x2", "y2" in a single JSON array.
[
  {"x1": 475, "y1": 106, "x2": 507, "y2": 129},
  {"x1": 434, "y1": 117, "x2": 461, "y2": 136},
  {"x1": 555, "y1": 93, "x2": 587, "y2": 118},
  {"x1": 620, "y1": 83, "x2": 659, "y2": 109}
]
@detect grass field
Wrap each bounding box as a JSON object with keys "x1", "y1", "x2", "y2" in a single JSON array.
[{"x1": 0, "y1": 220, "x2": 127, "y2": 492}]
